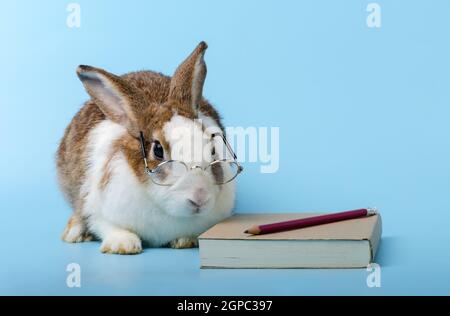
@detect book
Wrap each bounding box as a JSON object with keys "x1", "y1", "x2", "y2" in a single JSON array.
[{"x1": 198, "y1": 213, "x2": 382, "y2": 268}]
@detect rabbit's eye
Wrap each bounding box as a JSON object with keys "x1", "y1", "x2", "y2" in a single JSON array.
[{"x1": 153, "y1": 141, "x2": 164, "y2": 160}]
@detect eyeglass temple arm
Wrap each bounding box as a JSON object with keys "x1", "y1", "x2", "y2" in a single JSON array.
[
  {"x1": 139, "y1": 131, "x2": 149, "y2": 169},
  {"x1": 212, "y1": 133, "x2": 243, "y2": 172}
]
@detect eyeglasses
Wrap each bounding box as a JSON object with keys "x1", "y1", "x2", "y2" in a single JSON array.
[{"x1": 139, "y1": 131, "x2": 243, "y2": 186}]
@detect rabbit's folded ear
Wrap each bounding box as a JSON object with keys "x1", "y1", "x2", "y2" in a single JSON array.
[
  {"x1": 168, "y1": 41, "x2": 208, "y2": 114},
  {"x1": 76, "y1": 65, "x2": 144, "y2": 136}
]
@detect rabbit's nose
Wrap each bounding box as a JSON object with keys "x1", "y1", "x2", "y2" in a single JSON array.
[
  {"x1": 194, "y1": 188, "x2": 209, "y2": 205},
  {"x1": 188, "y1": 199, "x2": 201, "y2": 209},
  {"x1": 188, "y1": 188, "x2": 210, "y2": 211}
]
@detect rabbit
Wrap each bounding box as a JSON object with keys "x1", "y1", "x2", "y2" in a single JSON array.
[{"x1": 57, "y1": 42, "x2": 237, "y2": 254}]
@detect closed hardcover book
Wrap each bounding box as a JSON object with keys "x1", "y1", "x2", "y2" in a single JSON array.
[{"x1": 199, "y1": 213, "x2": 382, "y2": 268}]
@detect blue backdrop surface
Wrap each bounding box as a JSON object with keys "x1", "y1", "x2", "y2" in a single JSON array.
[{"x1": 1, "y1": 0, "x2": 450, "y2": 295}]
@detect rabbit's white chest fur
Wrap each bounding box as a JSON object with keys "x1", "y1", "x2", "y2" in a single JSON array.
[{"x1": 81, "y1": 119, "x2": 234, "y2": 247}]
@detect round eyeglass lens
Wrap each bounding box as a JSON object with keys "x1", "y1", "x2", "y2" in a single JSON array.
[
  {"x1": 150, "y1": 161, "x2": 187, "y2": 185},
  {"x1": 206, "y1": 160, "x2": 240, "y2": 185}
]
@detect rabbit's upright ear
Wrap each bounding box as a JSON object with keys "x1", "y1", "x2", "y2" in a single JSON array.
[
  {"x1": 168, "y1": 41, "x2": 208, "y2": 114},
  {"x1": 76, "y1": 65, "x2": 144, "y2": 136}
]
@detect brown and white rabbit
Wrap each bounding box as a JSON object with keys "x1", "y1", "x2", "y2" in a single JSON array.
[{"x1": 57, "y1": 42, "x2": 236, "y2": 254}]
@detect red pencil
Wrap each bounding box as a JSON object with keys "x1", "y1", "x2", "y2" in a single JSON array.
[{"x1": 244, "y1": 208, "x2": 378, "y2": 235}]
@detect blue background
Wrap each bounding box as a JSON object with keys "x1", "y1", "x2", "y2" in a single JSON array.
[{"x1": 1, "y1": 0, "x2": 450, "y2": 295}]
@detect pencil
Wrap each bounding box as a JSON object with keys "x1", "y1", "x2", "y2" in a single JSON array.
[{"x1": 244, "y1": 208, "x2": 378, "y2": 235}]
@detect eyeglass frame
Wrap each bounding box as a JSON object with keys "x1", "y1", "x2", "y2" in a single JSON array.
[{"x1": 138, "y1": 131, "x2": 244, "y2": 186}]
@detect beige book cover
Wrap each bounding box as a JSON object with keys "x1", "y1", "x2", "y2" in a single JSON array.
[{"x1": 199, "y1": 213, "x2": 382, "y2": 268}]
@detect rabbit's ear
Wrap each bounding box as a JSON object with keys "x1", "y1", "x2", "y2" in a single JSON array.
[
  {"x1": 76, "y1": 65, "x2": 144, "y2": 136},
  {"x1": 168, "y1": 41, "x2": 208, "y2": 114}
]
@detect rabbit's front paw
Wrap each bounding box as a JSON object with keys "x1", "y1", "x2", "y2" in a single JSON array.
[
  {"x1": 61, "y1": 215, "x2": 93, "y2": 243},
  {"x1": 170, "y1": 237, "x2": 198, "y2": 249},
  {"x1": 100, "y1": 231, "x2": 142, "y2": 255}
]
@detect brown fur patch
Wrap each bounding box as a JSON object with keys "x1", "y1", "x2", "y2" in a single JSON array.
[
  {"x1": 56, "y1": 101, "x2": 104, "y2": 209},
  {"x1": 99, "y1": 153, "x2": 114, "y2": 191}
]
